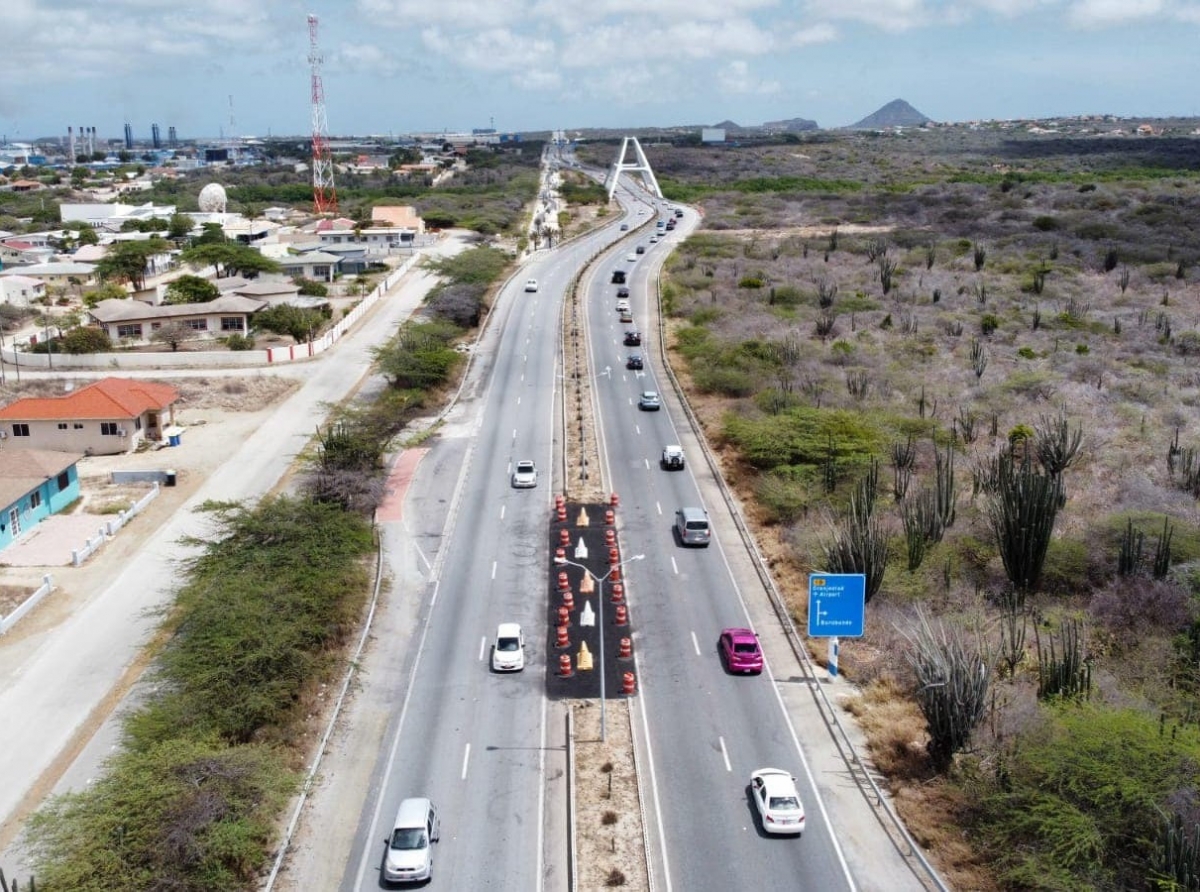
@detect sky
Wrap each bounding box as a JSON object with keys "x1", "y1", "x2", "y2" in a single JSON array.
[{"x1": 2, "y1": 0, "x2": 1198, "y2": 144}]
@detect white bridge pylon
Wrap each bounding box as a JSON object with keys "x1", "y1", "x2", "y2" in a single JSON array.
[{"x1": 606, "y1": 136, "x2": 664, "y2": 202}]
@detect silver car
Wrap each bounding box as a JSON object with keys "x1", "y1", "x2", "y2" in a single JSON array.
[
  {"x1": 638, "y1": 391, "x2": 661, "y2": 411},
  {"x1": 511, "y1": 460, "x2": 538, "y2": 488}
]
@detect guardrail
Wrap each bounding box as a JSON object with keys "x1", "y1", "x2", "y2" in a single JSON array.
[
  {"x1": 652, "y1": 237, "x2": 949, "y2": 892},
  {"x1": 0, "y1": 574, "x2": 53, "y2": 637}
]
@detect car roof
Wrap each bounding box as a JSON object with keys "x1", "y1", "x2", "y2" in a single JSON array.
[
  {"x1": 515, "y1": 460, "x2": 535, "y2": 468},
  {"x1": 643, "y1": 391, "x2": 658, "y2": 397},
  {"x1": 752, "y1": 768, "x2": 797, "y2": 794},
  {"x1": 722, "y1": 627, "x2": 756, "y2": 643},
  {"x1": 394, "y1": 797, "x2": 433, "y2": 828},
  {"x1": 497, "y1": 622, "x2": 522, "y2": 638},
  {"x1": 664, "y1": 444, "x2": 682, "y2": 451}
]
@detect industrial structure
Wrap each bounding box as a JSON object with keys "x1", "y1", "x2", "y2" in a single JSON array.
[{"x1": 307, "y1": 13, "x2": 337, "y2": 214}]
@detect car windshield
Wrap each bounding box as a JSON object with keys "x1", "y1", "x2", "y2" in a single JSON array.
[
  {"x1": 497, "y1": 637, "x2": 520, "y2": 652},
  {"x1": 734, "y1": 642, "x2": 759, "y2": 653},
  {"x1": 516, "y1": 463, "x2": 533, "y2": 473},
  {"x1": 769, "y1": 795, "x2": 801, "y2": 811},
  {"x1": 391, "y1": 828, "x2": 428, "y2": 850}
]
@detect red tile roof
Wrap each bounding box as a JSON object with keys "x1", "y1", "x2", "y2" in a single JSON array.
[{"x1": 0, "y1": 377, "x2": 179, "y2": 422}]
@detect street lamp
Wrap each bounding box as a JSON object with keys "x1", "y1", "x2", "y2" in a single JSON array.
[{"x1": 554, "y1": 552, "x2": 645, "y2": 742}]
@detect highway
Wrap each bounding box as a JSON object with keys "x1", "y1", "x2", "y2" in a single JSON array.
[
  {"x1": 587, "y1": 202, "x2": 857, "y2": 891},
  {"x1": 339, "y1": 182, "x2": 633, "y2": 889}
]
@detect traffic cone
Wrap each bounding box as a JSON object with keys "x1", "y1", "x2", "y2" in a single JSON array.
[
  {"x1": 558, "y1": 653, "x2": 572, "y2": 676},
  {"x1": 557, "y1": 504, "x2": 567, "y2": 522},
  {"x1": 558, "y1": 571, "x2": 570, "y2": 592},
  {"x1": 617, "y1": 637, "x2": 632, "y2": 659},
  {"x1": 556, "y1": 624, "x2": 569, "y2": 648},
  {"x1": 610, "y1": 492, "x2": 620, "y2": 507},
  {"x1": 610, "y1": 582, "x2": 624, "y2": 604},
  {"x1": 557, "y1": 605, "x2": 570, "y2": 626},
  {"x1": 562, "y1": 588, "x2": 575, "y2": 610},
  {"x1": 621, "y1": 672, "x2": 636, "y2": 695},
  {"x1": 555, "y1": 547, "x2": 566, "y2": 562},
  {"x1": 559, "y1": 528, "x2": 570, "y2": 547},
  {"x1": 608, "y1": 547, "x2": 619, "y2": 565},
  {"x1": 604, "y1": 529, "x2": 616, "y2": 548},
  {"x1": 614, "y1": 604, "x2": 629, "y2": 626},
  {"x1": 605, "y1": 509, "x2": 615, "y2": 526},
  {"x1": 610, "y1": 565, "x2": 621, "y2": 582}
]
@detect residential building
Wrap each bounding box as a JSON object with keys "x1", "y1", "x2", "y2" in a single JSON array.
[
  {"x1": 88, "y1": 295, "x2": 265, "y2": 345},
  {"x1": 0, "y1": 377, "x2": 180, "y2": 457},
  {"x1": 0, "y1": 448, "x2": 84, "y2": 553},
  {"x1": 279, "y1": 251, "x2": 342, "y2": 282},
  {"x1": 0, "y1": 275, "x2": 47, "y2": 306},
  {"x1": 0, "y1": 261, "x2": 96, "y2": 287},
  {"x1": 370, "y1": 206, "x2": 425, "y2": 233}
]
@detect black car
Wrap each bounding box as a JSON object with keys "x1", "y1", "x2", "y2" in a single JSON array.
[
  {"x1": 624, "y1": 331, "x2": 642, "y2": 346},
  {"x1": 626, "y1": 354, "x2": 644, "y2": 370},
  {"x1": 611, "y1": 269, "x2": 627, "y2": 284},
  {"x1": 636, "y1": 245, "x2": 646, "y2": 254},
  {"x1": 617, "y1": 286, "x2": 630, "y2": 298}
]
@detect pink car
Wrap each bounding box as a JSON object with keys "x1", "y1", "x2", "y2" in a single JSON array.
[{"x1": 718, "y1": 628, "x2": 763, "y2": 675}]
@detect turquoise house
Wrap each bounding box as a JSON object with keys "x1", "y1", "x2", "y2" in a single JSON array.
[{"x1": 0, "y1": 449, "x2": 83, "y2": 553}]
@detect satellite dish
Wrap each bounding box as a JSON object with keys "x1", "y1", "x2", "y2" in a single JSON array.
[{"x1": 198, "y1": 182, "x2": 227, "y2": 213}]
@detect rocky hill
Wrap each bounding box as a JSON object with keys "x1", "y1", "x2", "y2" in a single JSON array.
[{"x1": 850, "y1": 99, "x2": 931, "y2": 129}]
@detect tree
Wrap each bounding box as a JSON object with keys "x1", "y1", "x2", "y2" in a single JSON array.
[
  {"x1": 253, "y1": 304, "x2": 327, "y2": 343},
  {"x1": 194, "y1": 222, "x2": 227, "y2": 245},
  {"x1": 95, "y1": 238, "x2": 171, "y2": 291},
  {"x1": 82, "y1": 283, "x2": 130, "y2": 308},
  {"x1": 164, "y1": 275, "x2": 220, "y2": 305},
  {"x1": 59, "y1": 327, "x2": 112, "y2": 354},
  {"x1": 292, "y1": 277, "x2": 328, "y2": 297},
  {"x1": 70, "y1": 166, "x2": 89, "y2": 185},
  {"x1": 168, "y1": 213, "x2": 193, "y2": 240},
  {"x1": 180, "y1": 243, "x2": 280, "y2": 279},
  {"x1": 151, "y1": 321, "x2": 195, "y2": 351}
]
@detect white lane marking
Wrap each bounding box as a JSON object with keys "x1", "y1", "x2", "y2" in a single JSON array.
[
  {"x1": 491, "y1": 561, "x2": 498, "y2": 580},
  {"x1": 637, "y1": 677, "x2": 674, "y2": 892},
  {"x1": 536, "y1": 683, "x2": 549, "y2": 892},
  {"x1": 656, "y1": 502, "x2": 662, "y2": 515},
  {"x1": 512, "y1": 429, "x2": 517, "y2": 441},
  {"x1": 479, "y1": 636, "x2": 487, "y2": 661},
  {"x1": 719, "y1": 736, "x2": 732, "y2": 772},
  {"x1": 644, "y1": 458, "x2": 650, "y2": 470},
  {"x1": 691, "y1": 631, "x2": 701, "y2": 656},
  {"x1": 517, "y1": 396, "x2": 522, "y2": 405},
  {"x1": 671, "y1": 556, "x2": 679, "y2": 575},
  {"x1": 461, "y1": 743, "x2": 471, "y2": 780},
  {"x1": 500, "y1": 504, "x2": 506, "y2": 521}
]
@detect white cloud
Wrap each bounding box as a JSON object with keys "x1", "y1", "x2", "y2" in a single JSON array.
[
  {"x1": 790, "y1": 23, "x2": 839, "y2": 45},
  {"x1": 1066, "y1": 0, "x2": 1164, "y2": 25},
  {"x1": 717, "y1": 60, "x2": 783, "y2": 95},
  {"x1": 357, "y1": 0, "x2": 524, "y2": 28},
  {"x1": 802, "y1": 0, "x2": 931, "y2": 31},
  {"x1": 421, "y1": 27, "x2": 556, "y2": 73}
]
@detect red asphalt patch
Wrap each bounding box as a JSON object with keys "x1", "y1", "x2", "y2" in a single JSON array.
[{"x1": 375, "y1": 448, "x2": 429, "y2": 523}]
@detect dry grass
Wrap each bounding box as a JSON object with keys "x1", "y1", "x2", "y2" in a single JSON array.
[{"x1": 573, "y1": 699, "x2": 649, "y2": 892}]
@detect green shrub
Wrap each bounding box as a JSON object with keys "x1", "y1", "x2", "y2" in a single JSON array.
[
  {"x1": 723, "y1": 406, "x2": 885, "y2": 470},
  {"x1": 981, "y1": 314, "x2": 1000, "y2": 336},
  {"x1": 1075, "y1": 343, "x2": 1089, "y2": 355},
  {"x1": 738, "y1": 276, "x2": 764, "y2": 289},
  {"x1": 1038, "y1": 538, "x2": 1092, "y2": 595},
  {"x1": 755, "y1": 469, "x2": 813, "y2": 523},
  {"x1": 693, "y1": 365, "x2": 757, "y2": 397},
  {"x1": 224, "y1": 333, "x2": 256, "y2": 351},
  {"x1": 1032, "y1": 215, "x2": 1060, "y2": 232},
  {"x1": 1008, "y1": 424, "x2": 1035, "y2": 447},
  {"x1": 1018, "y1": 346, "x2": 1037, "y2": 360}
]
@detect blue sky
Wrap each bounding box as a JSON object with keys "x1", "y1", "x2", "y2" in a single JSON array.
[{"x1": 3, "y1": 0, "x2": 1198, "y2": 143}]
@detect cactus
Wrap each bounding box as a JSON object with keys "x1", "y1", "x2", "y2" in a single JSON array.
[
  {"x1": 1035, "y1": 618, "x2": 1091, "y2": 701},
  {"x1": 987, "y1": 447, "x2": 1063, "y2": 593},
  {"x1": 1034, "y1": 410, "x2": 1084, "y2": 478},
  {"x1": 970, "y1": 338, "x2": 989, "y2": 379},
  {"x1": 973, "y1": 242, "x2": 987, "y2": 271},
  {"x1": 879, "y1": 256, "x2": 897, "y2": 294},
  {"x1": 998, "y1": 596, "x2": 1028, "y2": 677},
  {"x1": 1117, "y1": 518, "x2": 1144, "y2": 577},
  {"x1": 956, "y1": 407, "x2": 978, "y2": 444},
  {"x1": 934, "y1": 440, "x2": 957, "y2": 533},
  {"x1": 1151, "y1": 814, "x2": 1200, "y2": 892},
  {"x1": 1153, "y1": 515, "x2": 1174, "y2": 580},
  {"x1": 891, "y1": 436, "x2": 915, "y2": 501},
  {"x1": 823, "y1": 490, "x2": 888, "y2": 604},
  {"x1": 904, "y1": 609, "x2": 994, "y2": 771},
  {"x1": 901, "y1": 492, "x2": 932, "y2": 571},
  {"x1": 817, "y1": 277, "x2": 838, "y2": 308}
]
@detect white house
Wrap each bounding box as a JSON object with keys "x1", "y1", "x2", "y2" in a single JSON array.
[{"x1": 0, "y1": 275, "x2": 46, "y2": 306}]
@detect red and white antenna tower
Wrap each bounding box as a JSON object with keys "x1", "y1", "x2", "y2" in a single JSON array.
[{"x1": 308, "y1": 13, "x2": 337, "y2": 214}]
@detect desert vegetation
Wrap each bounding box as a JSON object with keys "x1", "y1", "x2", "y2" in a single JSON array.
[{"x1": 582, "y1": 126, "x2": 1200, "y2": 890}]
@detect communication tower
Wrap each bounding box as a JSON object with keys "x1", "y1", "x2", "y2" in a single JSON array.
[{"x1": 308, "y1": 13, "x2": 337, "y2": 214}]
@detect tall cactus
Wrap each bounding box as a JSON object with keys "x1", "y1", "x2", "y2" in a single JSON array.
[
  {"x1": 1034, "y1": 410, "x2": 1085, "y2": 478},
  {"x1": 1150, "y1": 813, "x2": 1200, "y2": 891},
  {"x1": 823, "y1": 488, "x2": 889, "y2": 603},
  {"x1": 934, "y1": 440, "x2": 957, "y2": 534},
  {"x1": 1035, "y1": 618, "x2": 1091, "y2": 701},
  {"x1": 987, "y1": 447, "x2": 1063, "y2": 593},
  {"x1": 904, "y1": 608, "x2": 994, "y2": 771}
]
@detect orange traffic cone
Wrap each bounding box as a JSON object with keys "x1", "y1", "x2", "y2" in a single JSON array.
[
  {"x1": 558, "y1": 654, "x2": 572, "y2": 676},
  {"x1": 562, "y1": 588, "x2": 575, "y2": 610},
  {"x1": 556, "y1": 624, "x2": 570, "y2": 648},
  {"x1": 617, "y1": 637, "x2": 632, "y2": 659},
  {"x1": 621, "y1": 672, "x2": 636, "y2": 695},
  {"x1": 610, "y1": 582, "x2": 624, "y2": 604},
  {"x1": 614, "y1": 604, "x2": 629, "y2": 626}
]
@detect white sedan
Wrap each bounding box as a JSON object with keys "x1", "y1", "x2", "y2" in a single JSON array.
[
  {"x1": 492, "y1": 623, "x2": 526, "y2": 672},
  {"x1": 511, "y1": 460, "x2": 538, "y2": 488},
  {"x1": 750, "y1": 768, "x2": 806, "y2": 835},
  {"x1": 524, "y1": 279, "x2": 539, "y2": 292}
]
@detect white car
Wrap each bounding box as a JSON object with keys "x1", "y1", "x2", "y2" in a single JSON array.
[
  {"x1": 492, "y1": 623, "x2": 526, "y2": 672},
  {"x1": 511, "y1": 460, "x2": 538, "y2": 488},
  {"x1": 615, "y1": 299, "x2": 631, "y2": 313},
  {"x1": 661, "y1": 444, "x2": 685, "y2": 470},
  {"x1": 524, "y1": 279, "x2": 539, "y2": 292},
  {"x1": 626, "y1": 253, "x2": 637, "y2": 262},
  {"x1": 750, "y1": 768, "x2": 806, "y2": 835}
]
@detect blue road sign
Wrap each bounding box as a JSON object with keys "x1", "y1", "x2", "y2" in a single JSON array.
[{"x1": 807, "y1": 573, "x2": 866, "y2": 638}]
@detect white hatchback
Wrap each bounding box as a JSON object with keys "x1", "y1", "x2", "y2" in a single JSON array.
[{"x1": 492, "y1": 623, "x2": 526, "y2": 672}]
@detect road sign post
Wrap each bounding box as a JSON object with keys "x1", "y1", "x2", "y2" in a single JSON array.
[
  {"x1": 828, "y1": 637, "x2": 840, "y2": 677},
  {"x1": 808, "y1": 572, "x2": 866, "y2": 639}
]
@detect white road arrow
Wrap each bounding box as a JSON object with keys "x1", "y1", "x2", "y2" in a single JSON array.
[
  {"x1": 580, "y1": 601, "x2": 596, "y2": 627},
  {"x1": 574, "y1": 538, "x2": 589, "y2": 560}
]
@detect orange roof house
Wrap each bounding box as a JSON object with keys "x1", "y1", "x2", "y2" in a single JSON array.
[{"x1": 0, "y1": 377, "x2": 180, "y2": 456}]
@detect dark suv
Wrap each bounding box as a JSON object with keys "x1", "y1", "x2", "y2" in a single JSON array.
[{"x1": 626, "y1": 354, "x2": 644, "y2": 370}]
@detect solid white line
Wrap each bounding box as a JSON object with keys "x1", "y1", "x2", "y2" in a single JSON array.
[
  {"x1": 535, "y1": 689, "x2": 548, "y2": 892},
  {"x1": 479, "y1": 636, "x2": 487, "y2": 661},
  {"x1": 638, "y1": 680, "x2": 674, "y2": 892},
  {"x1": 461, "y1": 743, "x2": 471, "y2": 780},
  {"x1": 719, "y1": 736, "x2": 731, "y2": 772},
  {"x1": 690, "y1": 631, "x2": 701, "y2": 656}
]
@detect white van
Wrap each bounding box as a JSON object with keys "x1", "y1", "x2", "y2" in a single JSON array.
[
  {"x1": 384, "y1": 797, "x2": 440, "y2": 883},
  {"x1": 675, "y1": 507, "x2": 711, "y2": 547}
]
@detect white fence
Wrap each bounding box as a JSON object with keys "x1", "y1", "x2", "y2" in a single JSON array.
[
  {"x1": 0, "y1": 255, "x2": 421, "y2": 371},
  {"x1": 0, "y1": 574, "x2": 54, "y2": 636}
]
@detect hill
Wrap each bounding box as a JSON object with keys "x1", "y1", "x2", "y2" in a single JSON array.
[
  {"x1": 762, "y1": 116, "x2": 820, "y2": 132},
  {"x1": 850, "y1": 99, "x2": 931, "y2": 129}
]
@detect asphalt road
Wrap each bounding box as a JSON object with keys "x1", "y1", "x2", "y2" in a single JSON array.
[
  {"x1": 338, "y1": 209, "x2": 635, "y2": 890},
  {"x1": 587, "y1": 201, "x2": 857, "y2": 891}
]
